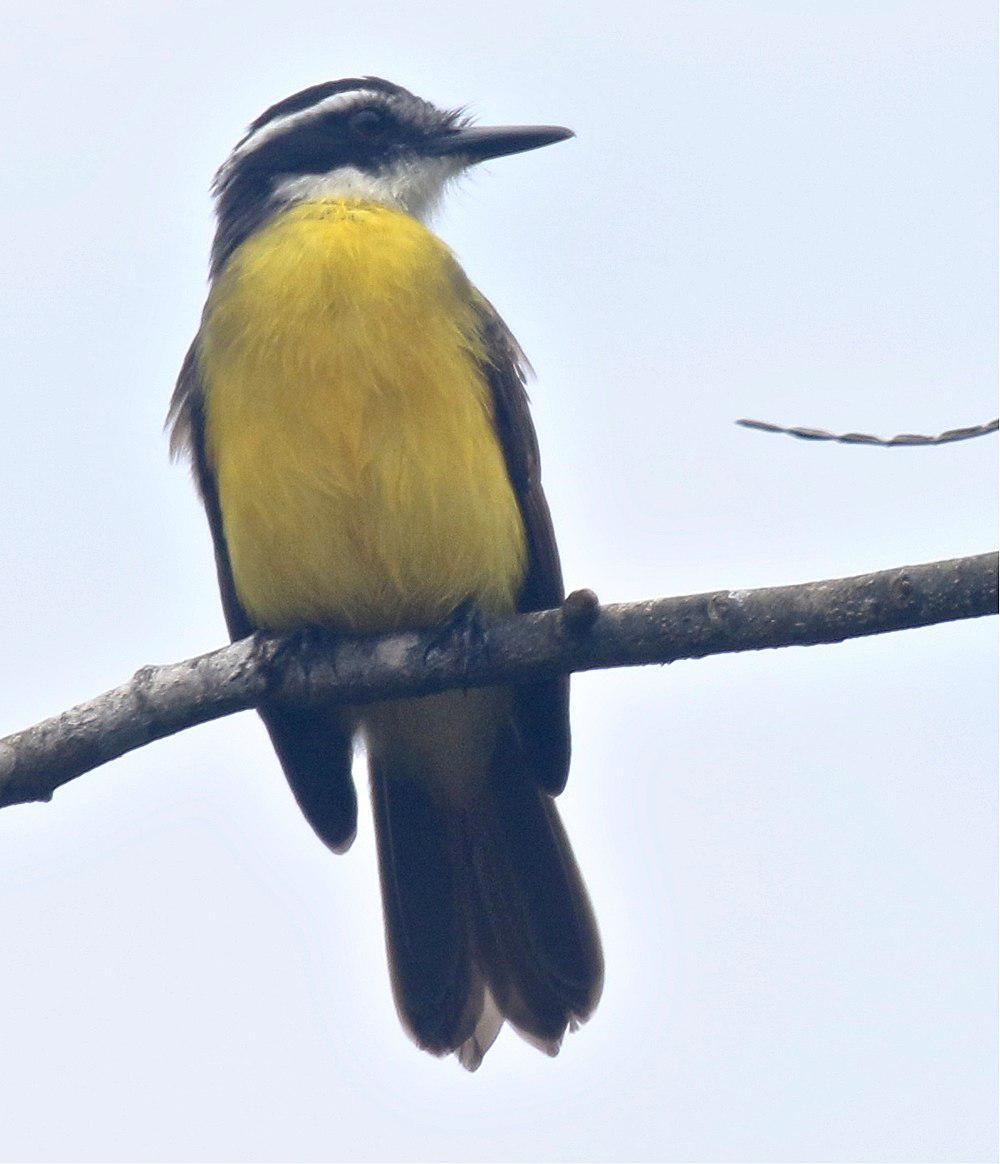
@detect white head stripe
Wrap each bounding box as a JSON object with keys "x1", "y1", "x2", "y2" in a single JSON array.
[{"x1": 229, "y1": 89, "x2": 384, "y2": 164}]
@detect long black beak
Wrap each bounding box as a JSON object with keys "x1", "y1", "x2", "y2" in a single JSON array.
[{"x1": 428, "y1": 123, "x2": 574, "y2": 163}]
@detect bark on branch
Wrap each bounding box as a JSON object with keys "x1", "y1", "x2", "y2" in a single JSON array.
[
  {"x1": 736, "y1": 416, "x2": 999, "y2": 446},
  {"x1": 1, "y1": 552, "x2": 996, "y2": 812}
]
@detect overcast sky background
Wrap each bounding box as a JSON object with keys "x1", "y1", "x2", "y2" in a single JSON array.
[{"x1": 0, "y1": 3, "x2": 996, "y2": 1162}]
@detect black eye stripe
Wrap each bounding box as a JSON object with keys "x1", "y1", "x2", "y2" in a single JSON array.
[
  {"x1": 307, "y1": 104, "x2": 397, "y2": 142},
  {"x1": 348, "y1": 107, "x2": 389, "y2": 136}
]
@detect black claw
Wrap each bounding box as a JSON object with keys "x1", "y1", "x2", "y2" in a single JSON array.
[
  {"x1": 270, "y1": 623, "x2": 340, "y2": 673},
  {"x1": 423, "y1": 598, "x2": 490, "y2": 674}
]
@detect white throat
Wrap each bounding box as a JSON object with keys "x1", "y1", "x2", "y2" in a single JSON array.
[{"x1": 270, "y1": 155, "x2": 463, "y2": 222}]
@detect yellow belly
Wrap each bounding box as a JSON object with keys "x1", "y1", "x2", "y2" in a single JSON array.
[{"x1": 200, "y1": 198, "x2": 527, "y2": 633}]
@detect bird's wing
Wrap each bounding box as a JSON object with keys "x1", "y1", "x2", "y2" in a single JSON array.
[
  {"x1": 169, "y1": 340, "x2": 358, "y2": 851},
  {"x1": 168, "y1": 341, "x2": 252, "y2": 640},
  {"x1": 473, "y1": 296, "x2": 572, "y2": 795}
]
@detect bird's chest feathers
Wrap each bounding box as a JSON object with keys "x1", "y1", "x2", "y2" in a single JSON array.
[{"x1": 200, "y1": 199, "x2": 526, "y2": 631}]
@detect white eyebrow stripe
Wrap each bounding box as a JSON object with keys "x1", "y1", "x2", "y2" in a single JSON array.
[{"x1": 229, "y1": 88, "x2": 384, "y2": 163}]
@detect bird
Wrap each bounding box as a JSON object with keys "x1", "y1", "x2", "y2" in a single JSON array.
[{"x1": 168, "y1": 77, "x2": 603, "y2": 1070}]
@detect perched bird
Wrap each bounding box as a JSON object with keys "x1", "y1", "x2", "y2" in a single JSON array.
[{"x1": 169, "y1": 78, "x2": 602, "y2": 1069}]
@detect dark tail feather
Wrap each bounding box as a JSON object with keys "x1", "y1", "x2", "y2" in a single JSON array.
[
  {"x1": 370, "y1": 763, "x2": 489, "y2": 1057},
  {"x1": 470, "y1": 770, "x2": 603, "y2": 1054},
  {"x1": 371, "y1": 759, "x2": 602, "y2": 1069}
]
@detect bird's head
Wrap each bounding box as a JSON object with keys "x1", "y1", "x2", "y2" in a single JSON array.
[{"x1": 211, "y1": 77, "x2": 572, "y2": 274}]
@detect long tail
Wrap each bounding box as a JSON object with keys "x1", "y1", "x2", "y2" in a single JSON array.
[{"x1": 367, "y1": 690, "x2": 603, "y2": 1070}]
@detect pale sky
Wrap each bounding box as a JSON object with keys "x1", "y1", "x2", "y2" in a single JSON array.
[{"x1": 0, "y1": 3, "x2": 996, "y2": 1162}]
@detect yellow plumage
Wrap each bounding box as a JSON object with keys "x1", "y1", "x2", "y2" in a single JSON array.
[{"x1": 199, "y1": 198, "x2": 527, "y2": 632}]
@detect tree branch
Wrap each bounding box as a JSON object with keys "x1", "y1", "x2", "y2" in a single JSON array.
[
  {"x1": 1, "y1": 552, "x2": 996, "y2": 811},
  {"x1": 736, "y1": 416, "x2": 999, "y2": 446}
]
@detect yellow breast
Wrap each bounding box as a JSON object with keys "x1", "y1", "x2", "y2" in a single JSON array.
[{"x1": 200, "y1": 199, "x2": 527, "y2": 632}]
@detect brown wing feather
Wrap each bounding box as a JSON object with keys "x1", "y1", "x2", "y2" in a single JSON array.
[
  {"x1": 170, "y1": 341, "x2": 358, "y2": 851},
  {"x1": 473, "y1": 298, "x2": 572, "y2": 795}
]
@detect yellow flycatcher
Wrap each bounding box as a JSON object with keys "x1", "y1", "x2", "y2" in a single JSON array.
[{"x1": 169, "y1": 78, "x2": 602, "y2": 1069}]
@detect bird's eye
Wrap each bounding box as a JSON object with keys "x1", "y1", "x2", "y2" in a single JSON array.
[{"x1": 348, "y1": 108, "x2": 388, "y2": 138}]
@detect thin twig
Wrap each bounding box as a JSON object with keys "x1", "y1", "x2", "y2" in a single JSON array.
[
  {"x1": 736, "y1": 417, "x2": 999, "y2": 446},
  {"x1": 0, "y1": 552, "x2": 995, "y2": 811}
]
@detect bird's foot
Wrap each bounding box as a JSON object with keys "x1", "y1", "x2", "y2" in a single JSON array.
[
  {"x1": 423, "y1": 597, "x2": 489, "y2": 678},
  {"x1": 265, "y1": 623, "x2": 341, "y2": 677}
]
